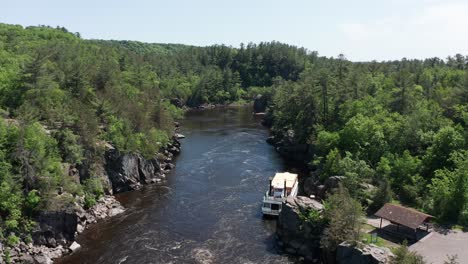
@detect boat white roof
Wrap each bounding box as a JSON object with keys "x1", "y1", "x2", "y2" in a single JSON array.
[{"x1": 271, "y1": 172, "x2": 298, "y2": 188}]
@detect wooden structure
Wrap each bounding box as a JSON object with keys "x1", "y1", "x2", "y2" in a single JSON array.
[{"x1": 375, "y1": 203, "x2": 433, "y2": 241}]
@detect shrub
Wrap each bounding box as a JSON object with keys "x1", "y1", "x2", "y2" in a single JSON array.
[{"x1": 6, "y1": 234, "x2": 19, "y2": 247}]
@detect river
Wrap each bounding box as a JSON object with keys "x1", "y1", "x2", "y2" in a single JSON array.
[{"x1": 58, "y1": 106, "x2": 300, "y2": 264}]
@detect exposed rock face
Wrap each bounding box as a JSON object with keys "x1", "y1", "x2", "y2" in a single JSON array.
[
  {"x1": 32, "y1": 211, "x2": 78, "y2": 247},
  {"x1": 105, "y1": 137, "x2": 180, "y2": 194},
  {"x1": 138, "y1": 155, "x2": 161, "y2": 185},
  {"x1": 105, "y1": 151, "x2": 142, "y2": 193},
  {"x1": 267, "y1": 130, "x2": 311, "y2": 162},
  {"x1": 253, "y1": 94, "x2": 268, "y2": 113},
  {"x1": 15, "y1": 196, "x2": 125, "y2": 264},
  {"x1": 9, "y1": 138, "x2": 181, "y2": 263},
  {"x1": 277, "y1": 196, "x2": 324, "y2": 262},
  {"x1": 303, "y1": 175, "x2": 346, "y2": 199},
  {"x1": 336, "y1": 242, "x2": 393, "y2": 264}
]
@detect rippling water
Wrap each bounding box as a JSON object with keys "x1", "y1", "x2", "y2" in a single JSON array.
[{"x1": 58, "y1": 107, "x2": 300, "y2": 264}]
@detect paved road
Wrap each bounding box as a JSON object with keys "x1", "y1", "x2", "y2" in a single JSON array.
[{"x1": 410, "y1": 229, "x2": 468, "y2": 264}]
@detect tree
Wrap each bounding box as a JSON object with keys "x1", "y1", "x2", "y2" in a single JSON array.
[
  {"x1": 321, "y1": 185, "x2": 364, "y2": 251},
  {"x1": 391, "y1": 241, "x2": 426, "y2": 264},
  {"x1": 429, "y1": 151, "x2": 468, "y2": 222}
]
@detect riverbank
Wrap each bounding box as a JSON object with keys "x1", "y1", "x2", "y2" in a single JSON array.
[
  {"x1": 185, "y1": 101, "x2": 252, "y2": 111},
  {"x1": 0, "y1": 136, "x2": 181, "y2": 264},
  {"x1": 53, "y1": 106, "x2": 295, "y2": 264}
]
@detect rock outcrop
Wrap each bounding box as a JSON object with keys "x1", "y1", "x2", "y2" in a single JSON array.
[
  {"x1": 2, "y1": 196, "x2": 125, "y2": 264},
  {"x1": 105, "y1": 137, "x2": 180, "y2": 193},
  {"x1": 253, "y1": 94, "x2": 268, "y2": 113},
  {"x1": 303, "y1": 175, "x2": 345, "y2": 199},
  {"x1": 336, "y1": 242, "x2": 394, "y2": 264},
  {"x1": 105, "y1": 151, "x2": 144, "y2": 193},
  {"x1": 1, "y1": 136, "x2": 181, "y2": 263},
  {"x1": 266, "y1": 130, "x2": 311, "y2": 163},
  {"x1": 32, "y1": 210, "x2": 78, "y2": 247},
  {"x1": 277, "y1": 196, "x2": 324, "y2": 263}
]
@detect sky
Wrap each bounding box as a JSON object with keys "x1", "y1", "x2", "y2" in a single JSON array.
[{"x1": 1, "y1": 0, "x2": 468, "y2": 61}]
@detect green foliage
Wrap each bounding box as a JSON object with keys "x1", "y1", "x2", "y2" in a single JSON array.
[
  {"x1": 6, "y1": 233, "x2": 20, "y2": 247},
  {"x1": 54, "y1": 129, "x2": 84, "y2": 164},
  {"x1": 423, "y1": 126, "x2": 465, "y2": 177},
  {"x1": 429, "y1": 150, "x2": 468, "y2": 223},
  {"x1": 299, "y1": 208, "x2": 327, "y2": 229},
  {"x1": 391, "y1": 241, "x2": 426, "y2": 264},
  {"x1": 0, "y1": 22, "x2": 467, "y2": 245},
  {"x1": 314, "y1": 130, "x2": 340, "y2": 156},
  {"x1": 82, "y1": 176, "x2": 105, "y2": 209},
  {"x1": 369, "y1": 179, "x2": 393, "y2": 212},
  {"x1": 321, "y1": 185, "x2": 364, "y2": 251},
  {"x1": 266, "y1": 53, "x2": 468, "y2": 225},
  {"x1": 24, "y1": 190, "x2": 41, "y2": 215}
]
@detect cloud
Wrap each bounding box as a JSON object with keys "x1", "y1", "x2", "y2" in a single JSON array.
[{"x1": 338, "y1": 1, "x2": 468, "y2": 60}]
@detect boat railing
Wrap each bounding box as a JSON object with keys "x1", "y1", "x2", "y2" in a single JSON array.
[{"x1": 263, "y1": 191, "x2": 285, "y2": 201}]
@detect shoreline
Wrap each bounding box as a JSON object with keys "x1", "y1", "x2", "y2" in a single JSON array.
[{"x1": 2, "y1": 136, "x2": 182, "y2": 264}]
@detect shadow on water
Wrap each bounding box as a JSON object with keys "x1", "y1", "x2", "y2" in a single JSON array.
[{"x1": 58, "y1": 106, "x2": 303, "y2": 264}]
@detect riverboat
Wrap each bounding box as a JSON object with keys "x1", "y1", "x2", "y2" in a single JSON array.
[{"x1": 261, "y1": 172, "x2": 298, "y2": 216}]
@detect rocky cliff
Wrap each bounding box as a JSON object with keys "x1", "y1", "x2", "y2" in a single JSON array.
[
  {"x1": 105, "y1": 137, "x2": 181, "y2": 194},
  {"x1": 0, "y1": 137, "x2": 181, "y2": 264},
  {"x1": 266, "y1": 129, "x2": 312, "y2": 163},
  {"x1": 276, "y1": 196, "x2": 324, "y2": 263}
]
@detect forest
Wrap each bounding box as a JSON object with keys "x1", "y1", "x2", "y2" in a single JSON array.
[{"x1": 0, "y1": 22, "x2": 466, "y2": 251}]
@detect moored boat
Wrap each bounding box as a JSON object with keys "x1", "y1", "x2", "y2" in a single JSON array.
[{"x1": 261, "y1": 172, "x2": 298, "y2": 216}]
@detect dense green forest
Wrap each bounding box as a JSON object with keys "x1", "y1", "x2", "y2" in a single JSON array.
[
  {"x1": 0, "y1": 22, "x2": 466, "y2": 249},
  {"x1": 267, "y1": 54, "x2": 468, "y2": 226},
  {"x1": 0, "y1": 23, "x2": 311, "y2": 245}
]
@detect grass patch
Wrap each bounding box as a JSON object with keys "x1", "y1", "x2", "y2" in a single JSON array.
[{"x1": 361, "y1": 232, "x2": 387, "y2": 247}]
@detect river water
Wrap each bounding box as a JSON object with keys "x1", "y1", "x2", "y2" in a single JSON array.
[{"x1": 59, "y1": 107, "x2": 300, "y2": 264}]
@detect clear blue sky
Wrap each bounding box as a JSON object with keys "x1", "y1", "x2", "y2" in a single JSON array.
[{"x1": 2, "y1": 0, "x2": 468, "y2": 61}]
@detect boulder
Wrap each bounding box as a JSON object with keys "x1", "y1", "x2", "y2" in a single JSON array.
[
  {"x1": 336, "y1": 242, "x2": 393, "y2": 264},
  {"x1": 108, "y1": 207, "x2": 125, "y2": 217},
  {"x1": 69, "y1": 242, "x2": 81, "y2": 252},
  {"x1": 324, "y1": 176, "x2": 345, "y2": 191},
  {"x1": 277, "y1": 196, "x2": 324, "y2": 262},
  {"x1": 19, "y1": 253, "x2": 35, "y2": 264},
  {"x1": 32, "y1": 211, "x2": 78, "y2": 247},
  {"x1": 253, "y1": 94, "x2": 267, "y2": 113},
  {"x1": 303, "y1": 176, "x2": 319, "y2": 197},
  {"x1": 33, "y1": 255, "x2": 52, "y2": 264},
  {"x1": 105, "y1": 151, "x2": 142, "y2": 193},
  {"x1": 76, "y1": 224, "x2": 84, "y2": 234}
]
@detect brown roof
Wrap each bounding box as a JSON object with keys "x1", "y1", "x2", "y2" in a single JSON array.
[{"x1": 375, "y1": 203, "x2": 433, "y2": 230}]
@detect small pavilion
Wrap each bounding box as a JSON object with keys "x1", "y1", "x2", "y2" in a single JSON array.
[{"x1": 375, "y1": 203, "x2": 433, "y2": 241}]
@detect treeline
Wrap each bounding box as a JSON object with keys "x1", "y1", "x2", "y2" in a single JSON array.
[
  {"x1": 0, "y1": 23, "x2": 314, "y2": 246},
  {"x1": 0, "y1": 24, "x2": 183, "y2": 245},
  {"x1": 0, "y1": 22, "x2": 466, "y2": 247},
  {"x1": 267, "y1": 54, "x2": 468, "y2": 226}
]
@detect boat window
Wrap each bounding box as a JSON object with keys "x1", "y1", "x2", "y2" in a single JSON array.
[
  {"x1": 263, "y1": 203, "x2": 270, "y2": 208},
  {"x1": 271, "y1": 204, "x2": 280, "y2": 211}
]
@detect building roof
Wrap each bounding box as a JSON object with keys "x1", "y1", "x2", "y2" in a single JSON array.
[
  {"x1": 375, "y1": 203, "x2": 433, "y2": 230},
  {"x1": 271, "y1": 172, "x2": 298, "y2": 189}
]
